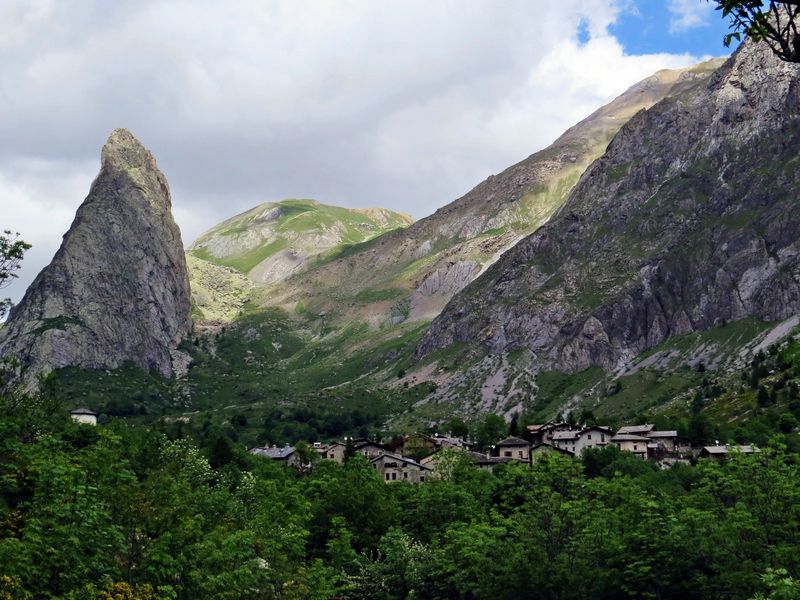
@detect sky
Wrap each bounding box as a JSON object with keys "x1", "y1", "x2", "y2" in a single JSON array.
[{"x1": 2, "y1": 0, "x2": 733, "y2": 306}]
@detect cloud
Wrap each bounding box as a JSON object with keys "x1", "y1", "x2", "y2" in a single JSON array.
[
  {"x1": 667, "y1": 0, "x2": 715, "y2": 34},
  {"x1": 2, "y1": 0, "x2": 706, "y2": 306}
]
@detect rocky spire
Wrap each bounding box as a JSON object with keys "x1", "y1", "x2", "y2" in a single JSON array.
[{"x1": 0, "y1": 129, "x2": 192, "y2": 388}]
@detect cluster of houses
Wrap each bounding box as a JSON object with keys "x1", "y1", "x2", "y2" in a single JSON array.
[{"x1": 249, "y1": 421, "x2": 760, "y2": 483}]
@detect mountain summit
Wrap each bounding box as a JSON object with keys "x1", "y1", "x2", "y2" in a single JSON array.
[
  {"x1": 0, "y1": 129, "x2": 191, "y2": 386},
  {"x1": 417, "y1": 39, "x2": 800, "y2": 380}
]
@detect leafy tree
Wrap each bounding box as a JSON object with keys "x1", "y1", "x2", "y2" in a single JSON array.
[
  {"x1": 475, "y1": 414, "x2": 507, "y2": 451},
  {"x1": 445, "y1": 417, "x2": 469, "y2": 439},
  {"x1": 712, "y1": 1, "x2": 800, "y2": 62},
  {"x1": 0, "y1": 230, "x2": 30, "y2": 320},
  {"x1": 507, "y1": 412, "x2": 520, "y2": 436}
]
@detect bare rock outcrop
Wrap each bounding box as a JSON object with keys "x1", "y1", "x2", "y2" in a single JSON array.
[
  {"x1": 417, "y1": 40, "x2": 800, "y2": 374},
  {"x1": 0, "y1": 129, "x2": 192, "y2": 387}
]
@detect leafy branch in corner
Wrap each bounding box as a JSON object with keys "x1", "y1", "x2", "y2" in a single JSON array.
[{"x1": 711, "y1": 1, "x2": 800, "y2": 62}]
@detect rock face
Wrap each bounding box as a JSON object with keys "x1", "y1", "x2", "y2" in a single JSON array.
[
  {"x1": 416, "y1": 40, "x2": 800, "y2": 374},
  {"x1": 261, "y1": 60, "x2": 723, "y2": 325},
  {"x1": 0, "y1": 129, "x2": 192, "y2": 386}
]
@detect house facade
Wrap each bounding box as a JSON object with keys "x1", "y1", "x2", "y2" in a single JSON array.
[
  {"x1": 552, "y1": 426, "x2": 613, "y2": 455},
  {"x1": 611, "y1": 434, "x2": 650, "y2": 458},
  {"x1": 390, "y1": 433, "x2": 437, "y2": 458},
  {"x1": 371, "y1": 453, "x2": 431, "y2": 483},
  {"x1": 494, "y1": 436, "x2": 531, "y2": 462},
  {"x1": 249, "y1": 445, "x2": 303, "y2": 468}
]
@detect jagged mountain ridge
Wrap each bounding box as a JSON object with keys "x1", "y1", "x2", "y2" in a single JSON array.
[
  {"x1": 0, "y1": 129, "x2": 191, "y2": 386},
  {"x1": 416, "y1": 39, "x2": 800, "y2": 387},
  {"x1": 254, "y1": 60, "x2": 724, "y2": 327}
]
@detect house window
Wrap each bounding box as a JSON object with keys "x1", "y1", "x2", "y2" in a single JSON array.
[
  {"x1": 601, "y1": 435, "x2": 605, "y2": 442},
  {"x1": 587, "y1": 434, "x2": 592, "y2": 440},
  {"x1": 404, "y1": 472, "x2": 408, "y2": 479},
  {"x1": 421, "y1": 476, "x2": 425, "y2": 482},
  {"x1": 518, "y1": 451, "x2": 523, "y2": 458},
  {"x1": 391, "y1": 473, "x2": 397, "y2": 480},
  {"x1": 504, "y1": 451, "x2": 511, "y2": 457},
  {"x1": 634, "y1": 445, "x2": 638, "y2": 451},
  {"x1": 385, "y1": 473, "x2": 390, "y2": 480}
]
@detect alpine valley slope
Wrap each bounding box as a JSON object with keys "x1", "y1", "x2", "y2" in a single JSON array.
[
  {"x1": 411, "y1": 38, "x2": 800, "y2": 422},
  {"x1": 173, "y1": 60, "x2": 725, "y2": 422},
  {"x1": 0, "y1": 129, "x2": 192, "y2": 388},
  {"x1": 187, "y1": 199, "x2": 413, "y2": 322},
  {"x1": 175, "y1": 60, "x2": 726, "y2": 421},
  {"x1": 251, "y1": 59, "x2": 724, "y2": 330}
]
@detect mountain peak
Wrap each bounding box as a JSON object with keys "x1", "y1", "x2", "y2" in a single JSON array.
[
  {"x1": 0, "y1": 131, "x2": 191, "y2": 388},
  {"x1": 100, "y1": 128, "x2": 157, "y2": 170}
]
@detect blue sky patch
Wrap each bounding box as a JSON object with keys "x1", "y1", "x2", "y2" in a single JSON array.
[{"x1": 610, "y1": 0, "x2": 733, "y2": 58}]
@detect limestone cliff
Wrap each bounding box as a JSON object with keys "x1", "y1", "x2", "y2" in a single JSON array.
[
  {"x1": 0, "y1": 129, "x2": 192, "y2": 386},
  {"x1": 417, "y1": 40, "x2": 800, "y2": 375}
]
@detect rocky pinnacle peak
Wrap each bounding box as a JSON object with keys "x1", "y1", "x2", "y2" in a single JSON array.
[{"x1": 100, "y1": 128, "x2": 159, "y2": 173}]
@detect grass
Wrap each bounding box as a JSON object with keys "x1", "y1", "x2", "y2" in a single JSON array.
[
  {"x1": 32, "y1": 316, "x2": 85, "y2": 334},
  {"x1": 190, "y1": 199, "x2": 411, "y2": 274},
  {"x1": 354, "y1": 288, "x2": 406, "y2": 303}
]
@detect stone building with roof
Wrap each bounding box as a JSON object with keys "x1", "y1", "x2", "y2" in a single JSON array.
[
  {"x1": 371, "y1": 453, "x2": 431, "y2": 483},
  {"x1": 494, "y1": 436, "x2": 531, "y2": 462}
]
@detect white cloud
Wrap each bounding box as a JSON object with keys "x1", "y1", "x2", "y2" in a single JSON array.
[
  {"x1": 1, "y1": 0, "x2": 710, "y2": 306},
  {"x1": 667, "y1": 0, "x2": 715, "y2": 34}
]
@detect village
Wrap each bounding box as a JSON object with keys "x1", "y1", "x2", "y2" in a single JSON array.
[{"x1": 247, "y1": 420, "x2": 761, "y2": 483}]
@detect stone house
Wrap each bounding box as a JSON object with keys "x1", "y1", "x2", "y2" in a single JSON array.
[
  {"x1": 617, "y1": 424, "x2": 655, "y2": 436},
  {"x1": 699, "y1": 445, "x2": 760, "y2": 459},
  {"x1": 69, "y1": 407, "x2": 98, "y2": 426},
  {"x1": 494, "y1": 436, "x2": 531, "y2": 462},
  {"x1": 526, "y1": 422, "x2": 579, "y2": 445},
  {"x1": 317, "y1": 441, "x2": 347, "y2": 464},
  {"x1": 355, "y1": 440, "x2": 394, "y2": 460},
  {"x1": 645, "y1": 430, "x2": 690, "y2": 454},
  {"x1": 389, "y1": 433, "x2": 437, "y2": 458},
  {"x1": 432, "y1": 435, "x2": 468, "y2": 450},
  {"x1": 611, "y1": 434, "x2": 650, "y2": 458},
  {"x1": 551, "y1": 426, "x2": 613, "y2": 456},
  {"x1": 371, "y1": 453, "x2": 431, "y2": 483},
  {"x1": 249, "y1": 445, "x2": 304, "y2": 468},
  {"x1": 466, "y1": 451, "x2": 514, "y2": 472}
]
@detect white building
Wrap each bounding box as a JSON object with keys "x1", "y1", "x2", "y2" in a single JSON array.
[{"x1": 69, "y1": 408, "x2": 97, "y2": 426}]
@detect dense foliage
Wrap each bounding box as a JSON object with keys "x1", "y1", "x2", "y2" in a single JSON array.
[{"x1": 1, "y1": 396, "x2": 799, "y2": 599}]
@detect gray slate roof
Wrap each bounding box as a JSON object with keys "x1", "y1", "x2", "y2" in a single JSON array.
[
  {"x1": 495, "y1": 436, "x2": 530, "y2": 447},
  {"x1": 70, "y1": 407, "x2": 97, "y2": 415},
  {"x1": 370, "y1": 453, "x2": 431, "y2": 469},
  {"x1": 611, "y1": 434, "x2": 651, "y2": 442},
  {"x1": 701, "y1": 445, "x2": 759, "y2": 455},
  {"x1": 250, "y1": 445, "x2": 295, "y2": 459},
  {"x1": 617, "y1": 424, "x2": 654, "y2": 435},
  {"x1": 647, "y1": 430, "x2": 678, "y2": 438}
]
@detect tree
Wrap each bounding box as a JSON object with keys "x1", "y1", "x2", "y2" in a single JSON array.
[
  {"x1": 507, "y1": 412, "x2": 520, "y2": 437},
  {"x1": 712, "y1": 1, "x2": 800, "y2": 62},
  {"x1": 445, "y1": 417, "x2": 469, "y2": 439},
  {"x1": 475, "y1": 414, "x2": 506, "y2": 451},
  {"x1": 0, "y1": 230, "x2": 30, "y2": 320}
]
